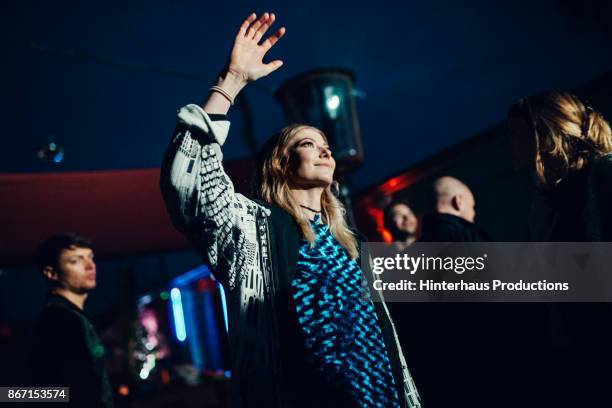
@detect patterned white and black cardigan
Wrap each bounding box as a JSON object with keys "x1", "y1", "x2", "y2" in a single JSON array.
[{"x1": 160, "y1": 104, "x2": 421, "y2": 408}]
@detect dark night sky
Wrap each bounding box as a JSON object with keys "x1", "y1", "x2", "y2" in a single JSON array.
[{"x1": 3, "y1": 0, "x2": 612, "y2": 190}]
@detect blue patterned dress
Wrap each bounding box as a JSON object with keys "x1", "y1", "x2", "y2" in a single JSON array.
[{"x1": 291, "y1": 215, "x2": 401, "y2": 407}]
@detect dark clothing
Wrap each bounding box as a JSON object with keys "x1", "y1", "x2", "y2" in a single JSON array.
[
  {"x1": 264, "y1": 204, "x2": 417, "y2": 408},
  {"x1": 529, "y1": 153, "x2": 612, "y2": 242},
  {"x1": 399, "y1": 213, "x2": 539, "y2": 406},
  {"x1": 292, "y1": 215, "x2": 400, "y2": 407},
  {"x1": 527, "y1": 153, "x2": 612, "y2": 405},
  {"x1": 591, "y1": 153, "x2": 612, "y2": 240},
  {"x1": 161, "y1": 106, "x2": 420, "y2": 408},
  {"x1": 419, "y1": 213, "x2": 492, "y2": 242},
  {"x1": 398, "y1": 155, "x2": 612, "y2": 406},
  {"x1": 30, "y1": 294, "x2": 113, "y2": 408}
]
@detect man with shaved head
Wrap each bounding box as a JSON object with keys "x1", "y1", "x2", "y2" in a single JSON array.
[
  {"x1": 410, "y1": 176, "x2": 494, "y2": 407},
  {"x1": 419, "y1": 176, "x2": 491, "y2": 242}
]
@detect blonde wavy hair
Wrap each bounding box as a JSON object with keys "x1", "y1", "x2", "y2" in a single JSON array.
[
  {"x1": 509, "y1": 91, "x2": 612, "y2": 187},
  {"x1": 256, "y1": 124, "x2": 358, "y2": 259}
]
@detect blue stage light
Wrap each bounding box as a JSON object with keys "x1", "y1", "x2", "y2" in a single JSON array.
[{"x1": 170, "y1": 288, "x2": 187, "y2": 342}]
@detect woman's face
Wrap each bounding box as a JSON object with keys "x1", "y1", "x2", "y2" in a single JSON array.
[
  {"x1": 389, "y1": 204, "x2": 418, "y2": 235},
  {"x1": 507, "y1": 115, "x2": 537, "y2": 171},
  {"x1": 508, "y1": 115, "x2": 560, "y2": 187},
  {"x1": 288, "y1": 128, "x2": 335, "y2": 188}
]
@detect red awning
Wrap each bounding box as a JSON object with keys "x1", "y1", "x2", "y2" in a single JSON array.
[{"x1": 0, "y1": 160, "x2": 254, "y2": 266}]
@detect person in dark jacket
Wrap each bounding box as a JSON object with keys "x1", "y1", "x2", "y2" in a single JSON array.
[
  {"x1": 508, "y1": 91, "x2": 612, "y2": 242},
  {"x1": 398, "y1": 176, "x2": 502, "y2": 406},
  {"x1": 30, "y1": 233, "x2": 113, "y2": 408},
  {"x1": 419, "y1": 176, "x2": 492, "y2": 242},
  {"x1": 507, "y1": 91, "x2": 612, "y2": 405}
]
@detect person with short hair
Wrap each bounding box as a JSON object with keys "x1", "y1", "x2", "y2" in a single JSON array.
[
  {"x1": 419, "y1": 176, "x2": 491, "y2": 242},
  {"x1": 30, "y1": 233, "x2": 113, "y2": 408},
  {"x1": 409, "y1": 177, "x2": 493, "y2": 405}
]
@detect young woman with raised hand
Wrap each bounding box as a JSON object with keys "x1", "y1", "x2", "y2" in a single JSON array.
[{"x1": 161, "y1": 13, "x2": 420, "y2": 408}]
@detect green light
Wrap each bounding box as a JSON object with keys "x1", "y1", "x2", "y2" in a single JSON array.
[
  {"x1": 92, "y1": 344, "x2": 105, "y2": 358},
  {"x1": 160, "y1": 291, "x2": 169, "y2": 300}
]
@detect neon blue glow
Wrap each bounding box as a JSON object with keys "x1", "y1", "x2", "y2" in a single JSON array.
[
  {"x1": 170, "y1": 288, "x2": 187, "y2": 342},
  {"x1": 170, "y1": 265, "x2": 209, "y2": 287},
  {"x1": 53, "y1": 151, "x2": 64, "y2": 163},
  {"x1": 218, "y1": 283, "x2": 229, "y2": 333},
  {"x1": 182, "y1": 289, "x2": 203, "y2": 369}
]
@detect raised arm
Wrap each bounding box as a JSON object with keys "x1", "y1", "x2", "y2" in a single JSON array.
[
  {"x1": 160, "y1": 13, "x2": 285, "y2": 289},
  {"x1": 204, "y1": 12, "x2": 285, "y2": 114}
]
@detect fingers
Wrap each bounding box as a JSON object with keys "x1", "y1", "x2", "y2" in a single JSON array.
[
  {"x1": 261, "y1": 27, "x2": 286, "y2": 52},
  {"x1": 237, "y1": 13, "x2": 257, "y2": 38},
  {"x1": 247, "y1": 12, "x2": 269, "y2": 39},
  {"x1": 264, "y1": 60, "x2": 284, "y2": 75},
  {"x1": 253, "y1": 13, "x2": 275, "y2": 42}
]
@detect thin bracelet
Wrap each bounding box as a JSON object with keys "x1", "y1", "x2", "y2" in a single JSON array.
[{"x1": 210, "y1": 85, "x2": 235, "y2": 105}]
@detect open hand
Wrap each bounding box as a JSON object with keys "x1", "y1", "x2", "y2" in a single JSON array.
[{"x1": 227, "y1": 13, "x2": 286, "y2": 82}]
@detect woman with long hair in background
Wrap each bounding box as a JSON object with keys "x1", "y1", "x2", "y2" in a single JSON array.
[
  {"x1": 508, "y1": 91, "x2": 612, "y2": 405},
  {"x1": 508, "y1": 91, "x2": 612, "y2": 241}
]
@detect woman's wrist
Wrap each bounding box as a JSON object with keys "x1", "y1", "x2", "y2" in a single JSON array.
[
  {"x1": 216, "y1": 69, "x2": 248, "y2": 99},
  {"x1": 202, "y1": 69, "x2": 248, "y2": 114}
]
